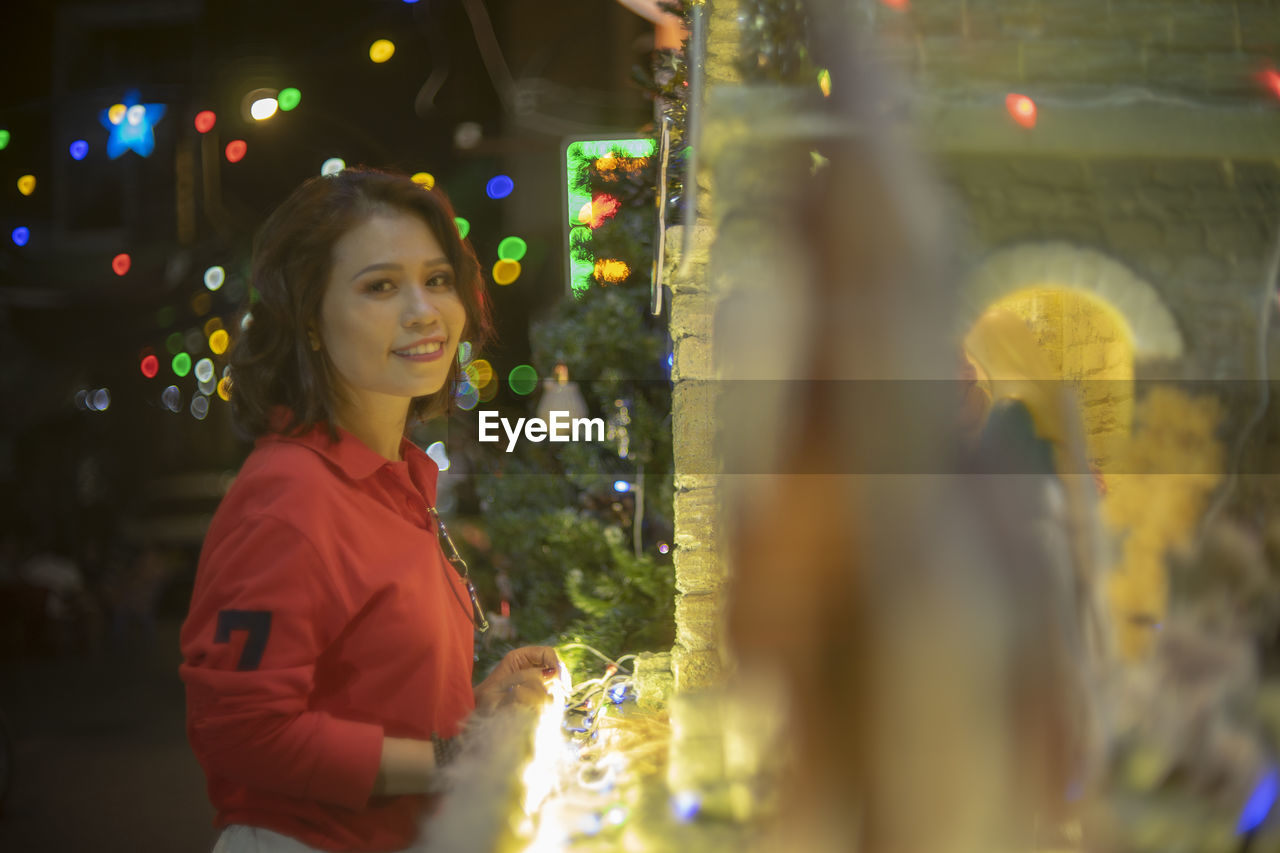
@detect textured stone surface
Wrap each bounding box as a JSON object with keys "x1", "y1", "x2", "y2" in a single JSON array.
[
  {"x1": 671, "y1": 645, "x2": 723, "y2": 691},
  {"x1": 674, "y1": 592, "x2": 723, "y2": 653},
  {"x1": 633, "y1": 650, "x2": 674, "y2": 711}
]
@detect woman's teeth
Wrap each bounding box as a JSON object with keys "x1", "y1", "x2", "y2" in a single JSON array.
[{"x1": 394, "y1": 342, "x2": 443, "y2": 356}]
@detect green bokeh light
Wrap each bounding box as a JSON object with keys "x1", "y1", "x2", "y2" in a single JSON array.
[
  {"x1": 172, "y1": 352, "x2": 193, "y2": 377},
  {"x1": 278, "y1": 87, "x2": 301, "y2": 111},
  {"x1": 166, "y1": 331, "x2": 184, "y2": 354},
  {"x1": 455, "y1": 217, "x2": 470, "y2": 240},
  {"x1": 508, "y1": 364, "x2": 538, "y2": 396},
  {"x1": 0, "y1": 130, "x2": 9, "y2": 150},
  {"x1": 497, "y1": 236, "x2": 527, "y2": 262}
]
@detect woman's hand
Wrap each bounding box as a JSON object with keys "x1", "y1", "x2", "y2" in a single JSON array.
[{"x1": 473, "y1": 646, "x2": 562, "y2": 714}]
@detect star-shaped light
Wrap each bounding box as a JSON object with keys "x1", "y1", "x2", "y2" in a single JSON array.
[{"x1": 99, "y1": 90, "x2": 166, "y2": 159}]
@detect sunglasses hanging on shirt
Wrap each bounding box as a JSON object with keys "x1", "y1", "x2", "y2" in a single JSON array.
[{"x1": 427, "y1": 506, "x2": 490, "y2": 633}]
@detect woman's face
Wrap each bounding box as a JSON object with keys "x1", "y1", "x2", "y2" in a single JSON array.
[{"x1": 318, "y1": 209, "x2": 467, "y2": 422}]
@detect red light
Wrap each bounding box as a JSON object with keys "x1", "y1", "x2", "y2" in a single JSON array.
[
  {"x1": 577, "y1": 193, "x2": 622, "y2": 229},
  {"x1": 225, "y1": 140, "x2": 247, "y2": 163},
  {"x1": 112, "y1": 253, "x2": 131, "y2": 276},
  {"x1": 1260, "y1": 68, "x2": 1280, "y2": 100},
  {"x1": 880, "y1": 0, "x2": 909, "y2": 8},
  {"x1": 194, "y1": 110, "x2": 217, "y2": 133},
  {"x1": 140, "y1": 354, "x2": 159, "y2": 378},
  {"x1": 1005, "y1": 93, "x2": 1037, "y2": 128}
]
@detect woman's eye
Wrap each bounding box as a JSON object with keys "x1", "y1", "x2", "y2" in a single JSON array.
[
  {"x1": 366, "y1": 279, "x2": 395, "y2": 294},
  {"x1": 426, "y1": 273, "x2": 453, "y2": 288}
]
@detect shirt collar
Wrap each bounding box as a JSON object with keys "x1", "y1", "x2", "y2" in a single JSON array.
[{"x1": 260, "y1": 407, "x2": 439, "y2": 493}]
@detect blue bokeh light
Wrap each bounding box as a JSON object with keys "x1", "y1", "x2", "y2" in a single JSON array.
[
  {"x1": 69, "y1": 139, "x2": 89, "y2": 160},
  {"x1": 11, "y1": 226, "x2": 30, "y2": 247},
  {"x1": 1237, "y1": 767, "x2": 1279, "y2": 835},
  {"x1": 485, "y1": 174, "x2": 514, "y2": 199}
]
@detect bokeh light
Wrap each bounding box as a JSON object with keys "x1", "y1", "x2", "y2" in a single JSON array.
[
  {"x1": 455, "y1": 217, "x2": 470, "y2": 239},
  {"x1": 140, "y1": 354, "x2": 159, "y2": 378},
  {"x1": 578, "y1": 193, "x2": 621, "y2": 228},
  {"x1": 469, "y1": 358, "x2": 494, "y2": 387},
  {"x1": 209, "y1": 329, "x2": 230, "y2": 355},
  {"x1": 11, "y1": 226, "x2": 29, "y2": 247},
  {"x1": 69, "y1": 140, "x2": 89, "y2": 160},
  {"x1": 457, "y1": 341, "x2": 472, "y2": 364},
  {"x1": 92, "y1": 388, "x2": 111, "y2": 412},
  {"x1": 497, "y1": 236, "x2": 527, "y2": 261},
  {"x1": 190, "y1": 291, "x2": 212, "y2": 316},
  {"x1": 492, "y1": 259, "x2": 521, "y2": 285},
  {"x1": 369, "y1": 39, "x2": 396, "y2": 63},
  {"x1": 613, "y1": 480, "x2": 632, "y2": 493},
  {"x1": 410, "y1": 172, "x2": 434, "y2": 188},
  {"x1": 166, "y1": 332, "x2": 184, "y2": 354},
  {"x1": 162, "y1": 385, "x2": 182, "y2": 413},
  {"x1": 107, "y1": 103, "x2": 126, "y2": 125},
  {"x1": 198, "y1": 375, "x2": 217, "y2": 396},
  {"x1": 193, "y1": 110, "x2": 216, "y2": 133},
  {"x1": 455, "y1": 380, "x2": 479, "y2": 411},
  {"x1": 184, "y1": 328, "x2": 205, "y2": 352},
  {"x1": 249, "y1": 97, "x2": 278, "y2": 120},
  {"x1": 508, "y1": 364, "x2": 537, "y2": 395},
  {"x1": 278, "y1": 87, "x2": 301, "y2": 111},
  {"x1": 217, "y1": 376, "x2": 232, "y2": 401},
  {"x1": 191, "y1": 394, "x2": 210, "y2": 421},
  {"x1": 112, "y1": 253, "x2": 131, "y2": 276},
  {"x1": 658, "y1": 542, "x2": 671, "y2": 555},
  {"x1": 74, "y1": 390, "x2": 89, "y2": 411},
  {"x1": 321, "y1": 157, "x2": 345, "y2": 176},
  {"x1": 425, "y1": 441, "x2": 450, "y2": 471},
  {"x1": 817, "y1": 68, "x2": 832, "y2": 97},
  {"x1": 17, "y1": 175, "x2": 35, "y2": 196},
  {"x1": 0, "y1": 129, "x2": 9, "y2": 149},
  {"x1": 1260, "y1": 68, "x2": 1280, "y2": 100},
  {"x1": 478, "y1": 376, "x2": 499, "y2": 402},
  {"x1": 225, "y1": 140, "x2": 247, "y2": 163},
  {"x1": 172, "y1": 352, "x2": 192, "y2": 377},
  {"x1": 485, "y1": 175, "x2": 514, "y2": 199},
  {"x1": 203, "y1": 317, "x2": 224, "y2": 338},
  {"x1": 671, "y1": 791, "x2": 700, "y2": 821},
  {"x1": 204, "y1": 265, "x2": 225, "y2": 290},
  {"x1": 195, "y1": 357, "x2": 215, "y2": 383},
  {"x1": 1006, "y1": 93, "x2": 1037, "y2": 128}
]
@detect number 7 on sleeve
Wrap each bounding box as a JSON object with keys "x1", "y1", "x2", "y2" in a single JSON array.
[{"x1": 214, "y1": 610, "x2": 273, "y2": 671}]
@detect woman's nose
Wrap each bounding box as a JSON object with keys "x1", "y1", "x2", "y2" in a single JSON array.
[{"x1": 402, "y1": 285, "x2": 442, "y2": 327}]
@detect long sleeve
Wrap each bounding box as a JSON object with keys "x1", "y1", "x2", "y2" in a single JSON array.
[{"x1": 179, "y1": 513, "x2": 384, "y2": 810}]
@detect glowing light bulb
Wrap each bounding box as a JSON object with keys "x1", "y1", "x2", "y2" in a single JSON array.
[
  {"x1": 225, "y1": 140, "x2": 247, "y2": 163},
  {"x1": 209, "y1": 329, "x2": 230, "y2": 355},
  {"x1": 497, "y1": 236, "x2": 527, "y2": 261},
  {"x1": 818, "y1": 68, "x2": 832, "y2": 97},
  {"x1": 369, "y1": 39, "x2": 396, "y2": 63},
  {"x1": 578, "y1": 193, "x2": 621, "y2": 228},
  {"x1": 508, "y1": 364, "x2": 537, "y2": 396},
  {"x1": 112, "y1": 253, "x2": 131, "y2": 276},
  {"x1": 485, "y1": 175, "x2": 514, "y2": 199},
  {"x1": 594, "y1": 258, "x2": 630, "y2": 283},
  {"x1": 455, "y1": 217, "x2": 470, "y2": 239},
  {"x1": 250, "y1": 97, "x2": 278, "y2": 120},
  {"x1": 1261, "y1": 68, "x2": 1280, "y2": 100},
  {"x1": 11, "y1": 226, "x2": 29, "y2": 247},
  {"x1": 1006, "y1": 93, "x2": 1037, "y2": 129},
  {"x1": 172, "y1": 352, "x2": 192, "y2": 377},
  {"x1": 613, "y1": 480, "x2": 632, "y2": 493},
  {"x1": 321, "y1": 157, "x2": 345, "y2": 176},
  {"x1": 411, "y1": 172, "x2": 435, "y2": 188},
  {"x1": 17, "y1": 175, "x2": 35, "y2": 196},
  {"x1": 880, "y1": 0, "x2": 909, "y2": 8},
  {"x1": 194, "y1": 110, "x2": 216, "y2": 133},
  {"x1": 278, "y1": 87, "x2": 301, "y2": 111},
  {"x1": 69, "y1": 140, "x2": 89, "y2": 160},
  {"x1": 658, "y1": 542, "x2": 670, "y2": 554},
  {"x1": 493, "y1": 259, "x2": 521, "y2": 285},
  {"x1": 140, "y1": 354, "x2": 159, "y2": 378},
  {"x1": 195, "y1": 358, "x2": 215, "y2": 383},
  {"x1": 204, "y1": 265, "x2": 225, "y2": 290}
]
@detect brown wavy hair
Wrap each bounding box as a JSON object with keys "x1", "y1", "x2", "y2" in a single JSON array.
[{"x1": 228, "y1": 167, "x2": 492, "y2": 440}]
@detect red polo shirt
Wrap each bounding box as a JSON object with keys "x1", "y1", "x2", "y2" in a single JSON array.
[{"x1": 179, "y1": 419, "x2": 476, "y2": 852}]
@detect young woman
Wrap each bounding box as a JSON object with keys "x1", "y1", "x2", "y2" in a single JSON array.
[{"x1": 179, "y1": 168, "x2": 558, "y2": 852}]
